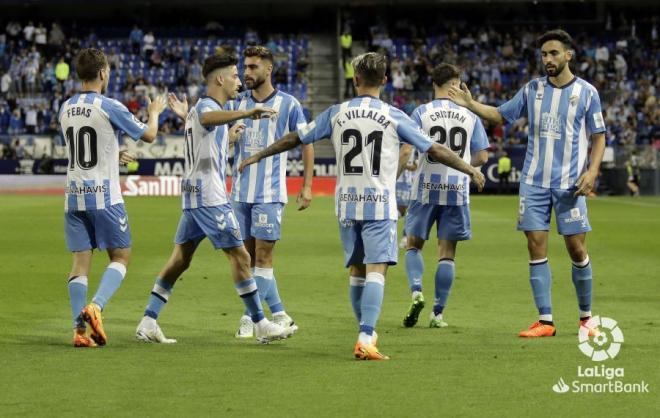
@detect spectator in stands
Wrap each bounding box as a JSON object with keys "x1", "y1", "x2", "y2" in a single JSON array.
[
  {"x1": 23, "y1": 21, "x2": 35, "y2": 43},
  {"x1": 35, "y1": 23, "x2": 47, "y2": 48},
  {"x1": 55, "y1": 57, "x2": 69, "y2": 87},
  {"x1": 48, "y1": 23, "x2": 65, "y2": 56},
  {"x1": 25, "y1": 106, "x2": 37, "y2": 134},
  {"x1": 8, "y1": 109, "x2": 22, "y2": 135},
  {"x1": 245, "y1": 27, "x2": 259, "y2": 45},
  {"x1": 143, "y1": 31, "x2": 155, "y2": 59},
  {"x1": 1, "y1": 71, "x2": 10, "y2": 96},
  {"x1": 498, "y1": 152, "x2": 512, "y2": 194},
  {"x1": 6, "y1": 21, "x2": 21, "y2": 42},
  {"x1": 129, "y1": 25, "x2": 143, "y2": 55}
]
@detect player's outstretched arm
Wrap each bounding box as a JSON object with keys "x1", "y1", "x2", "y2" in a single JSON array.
[
  {"x1": 574, "y1": 132, "x2": 606, "y2": 197},
  {"x1": 427, "y1": 143, "x2": 486, "y2": 191},
  {"x1": 239, "y1": 131, "x2": 302, "y2": 173},
  {"x1": 141, "y1": 95, "x2": 168, "y2": 143},
  {"x1": 200, "y1": 107, "x2": 277, "y2": 127},
  {"x1": 297, "y1": 144, "x2": 314, "y2": 211},
  {"x1": 448, "y1": 83, "x2": 504, "y2": 125}
]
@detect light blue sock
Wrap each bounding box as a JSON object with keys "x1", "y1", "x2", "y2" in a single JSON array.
[
  {"x1": 433, "y1": 259, "x2": 455, "y2": 315},
  {"x1": 572, "y1": 256, "x2": 593, "y2": 316},
  {"x1": 266, "y1": 276, "x2": 284, "y2": 314},
  {"x1": 68, "y1": 276, "x2": 87, "y2": 328},
  {"x1": 235, "y1": 278, "x2": 265, "y2": 323},
  {"x1": 349, "y1": 276, "x2": 365, "y2": 322},
  {"x1": 405, "y1": 249, "x2": 424, "y2": 293},
  {"x1": 144, "y1": 278, "x2": 173, "y2": 319},
  {"x1": 91, "y1": 262, "x2": 126, "y2": 311},
  {"x1": 359, "y1": 272, "x2": 385, "y2": 335},
  {"x1": 529, "y1": 258, "x2": 552, "y2": 318}
]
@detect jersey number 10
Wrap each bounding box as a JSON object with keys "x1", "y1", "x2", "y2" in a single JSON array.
[{"x1": 65, "y1": 126, "x2": 98, "y2": 170}]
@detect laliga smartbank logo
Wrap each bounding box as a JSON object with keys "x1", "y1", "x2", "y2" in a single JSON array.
[{"x1": 552, "y1": 316, "x2": 649, "y2": 394}]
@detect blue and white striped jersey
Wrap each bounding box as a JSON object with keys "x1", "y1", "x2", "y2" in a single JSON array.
[
  {"x1": 226, "y1": 90, "x2": 306, "y2": 203},
  {"x1": 58, "y1": 91, "x2": 146, "y2": 212},
  {"x1": 498, "y1": 76, "x2": 606, "y2": 189},
  {"x1": 181, "y1": 96, "x2": 231, "y2": 209},
  {"x1": 410, "y1": 99, "x2": 489, "y2": 205},
  {"x1": 298, "y1": 95, "x2": 433, "y2": 221}
]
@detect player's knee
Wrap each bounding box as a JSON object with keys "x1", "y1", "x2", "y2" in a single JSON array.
[
  {"x1": 254, "y1": 247, "x2": 273, "y2": 266},
  {"x1": 349, "y1": 264, "x2": 366, "y2": 277},
  {"x1": 567, "y1": 244, "x2": 588, "y2": 262},
  {"x1": 406, "y1": 236, "x2": 424, "y2": 250}
]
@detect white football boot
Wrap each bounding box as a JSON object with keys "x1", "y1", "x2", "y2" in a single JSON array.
[
  {"x1": 272, "y1": 312, "x2": 298, "y2": 335},
  {"x1": 255, "y1": 320, "x2": 295, "y2": 344},
  {"x1": 235, "y1": 315, "x2": 254, "y2": 338},
  {"x1": 135, "y1": 316, "x2": 177, "y2": 344}
]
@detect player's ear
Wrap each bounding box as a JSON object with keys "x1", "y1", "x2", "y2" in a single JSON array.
[
  {"x1": 381, "y1": 75, "x2": 387, "y2": 86},
  {"x1": 353, "y1": 75, "x2": 360, "y2": 88}
]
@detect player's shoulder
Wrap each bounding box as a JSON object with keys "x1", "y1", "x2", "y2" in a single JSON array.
[
  {"x1": 574, "y1": 77, "x2": 600, "y2": 95},
  {"x1": 196, "y1": 96, "x2": 222, "y2": 111}
]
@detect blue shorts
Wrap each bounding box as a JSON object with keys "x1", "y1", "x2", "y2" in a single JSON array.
[
  {"x1": 517, "y1": 182, "x2": 591, "y2": 235},
  {"x1": 64, "y1": 204, "x2": 131, "y2": 252},
  {"x1": 174, "y1": 204, "x2": 243, "y2": 249},
  {"x1": 233, "y1": 202, "x2": 284, "y2": 241},
  {"x1": 405, "y1": 200, "x2": 471, "y2": 241},
  {"x1": 396, "y1": 181, "x2": 412, "y2": 207},
  {"x1": 339, "y1": 219, "x2": 398, "y2": 267}
]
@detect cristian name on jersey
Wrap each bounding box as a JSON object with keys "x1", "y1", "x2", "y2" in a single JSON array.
[
  {"x1": 298, "y1": 95, "x2": 434, "y2": 221},
  {"x1": 59, "y1": 91, "x2": 147, "y2": 212},
  {"x1": 410, "y1": 99, "x2": 489, "y2": 206}
]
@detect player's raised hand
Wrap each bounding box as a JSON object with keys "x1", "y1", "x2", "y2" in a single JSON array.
[
  {"x1": 574, "y1": 170, "x2": 597, "y2": 197},
  {"x1": 167, "y1": 93, "x2": 188, "y2": 119},
  {"x1": 296, "y1": 185, "x2": 312, "y2": 211},
  {"x1": 448, "y1": 82, "x2": 473, "y2": 108},
  {"x1": 470, "y1": 167, "x2": 486, "y2": 192},
  {"x1": 147, "y1": 94, "x2": 168, "y2": 115},
  {"x1": 118, "y1": 150, "x2": 136, "y2": 165},
  {"x1": 229, "y1": 123, "x2": 246, "y2": 143},
  {"x1": 238, "y1": 155, "x2": 260, "y2": 173},
  {"x1": 247, "y1": 107, "x2": 277, "y2": 120}
]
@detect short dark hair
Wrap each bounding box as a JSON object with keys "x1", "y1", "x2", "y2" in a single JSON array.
[
  {"x1": 351, "y1": 53, "x2": 387, "y2": 88},
  {"x1": 74, "y1": 48, "x2": 108, "y2": 81},
  {"x1": 202, "y1": 53, "x2": 238, "y2": 79},
  {"x1": 431, "y1": 63, "x2": 460, "y2": 87},
  {"x1": 536, "y1": 29, "x2": 574, "y2": 50},
  {"x1": 243, "y1": 45, "x2": 274, "y2": 63}
]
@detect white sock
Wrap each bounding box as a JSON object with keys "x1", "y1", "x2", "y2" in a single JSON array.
[
  {"x1": 580, "y1": 310, "x2": 592, "y2": 319},
  {"x1": 539, "y1": 314, "x2": 553, "y2": 322},
  {"x1": 273, "y1": 311, "x2": 288, "y2": 318},
  {"x1": 254, "y1": 318, "x2": 269, "y2": 332},
  {"x1": 412, "y1": 290, "x2": 423, "y2": 299},
  {"x1": 358, "y1": 332, "x2": 372, "y2": 346},
  {"x1": 142, "y1": 316, "x2": 156, "y2": 327}
]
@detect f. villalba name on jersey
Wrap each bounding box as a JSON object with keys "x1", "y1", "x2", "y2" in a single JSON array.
[{"x1": 337, "y1": 109, "x2": 391, "y2": 129}]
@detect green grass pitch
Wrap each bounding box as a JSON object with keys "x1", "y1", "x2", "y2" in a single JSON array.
[{"x1": 0, "y1": 194, "x2": 658, "y2": 417}]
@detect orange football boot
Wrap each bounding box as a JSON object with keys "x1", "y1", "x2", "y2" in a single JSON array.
[
  {"x1": 354, "y1": 341, "x2": 390, "y2": 360},
  {"x1": 519, "y1": 321, "x2": 556, "y2": 337},
  {"x1": 81, "y1": 303, "x2": 107, "y2": 346},
  {"x1": 73, "y1": 328, "x2": 97, "y2": 348}
]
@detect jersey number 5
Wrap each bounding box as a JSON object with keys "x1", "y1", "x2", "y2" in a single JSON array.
[
  {"x1": 65, "y1": 126, "x2": 98, "y2": 170},
  {"x1": 341, "y1": 129, "x2": 383, "y2": 177}
]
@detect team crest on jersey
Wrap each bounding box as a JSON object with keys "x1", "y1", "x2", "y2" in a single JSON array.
[
  {"x1": 245, "y1": 128, "x2": 266, "y2": 152},
  {"x1": 541, "y1": 112, "x2": 563, "y2": 140}
]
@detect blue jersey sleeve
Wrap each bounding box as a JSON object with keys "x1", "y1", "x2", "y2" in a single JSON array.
[
  {"x1": 390, "y1": 108, "x2": 433, "y2": 152},
  {"x1": 197, "y1": 98, "x2": 222, "y2": 131},
  {"x1": 497, "y1": 84, "x2": 528, "y2": 123},
  {"x1": 298, "y1": 105, "x2": 335, "y2": 144},
  {"x1": 288, "y1": 98, "x2": 307, "y2": 131},
  {"x1": 585, "y1": 89, "x2": 606, "y2": 136},
  {"x1": 101, "y1": 98, "x2": 147, "y2": 140},
  {"x1": 470, "y1": 117, "x2": 490, "y2": 153}
]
